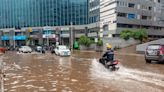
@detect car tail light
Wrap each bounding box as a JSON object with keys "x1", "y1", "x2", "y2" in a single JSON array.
[{"x1": 159, "y1": 46, "x2": 163, "y2": 55}]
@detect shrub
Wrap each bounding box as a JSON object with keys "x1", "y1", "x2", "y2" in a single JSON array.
[
  {"x1": 133, "y1": 29, "x2": 148, "y2": 43},
  {"x1": 120, "y1": 30, "x2": 133, "y2": 40},
  {"x1": 78, "y1": 36, "x2": 92, "y2": 47}
]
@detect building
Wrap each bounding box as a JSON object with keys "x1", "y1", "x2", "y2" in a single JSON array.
[
  {"x1": 100, "y1": 0, "x2": 164, "y2": 38},
  {"x1": 89, "y1": 0, "x2": 100, "y2": 23},
  {"x1": 0, "y1": 0, "x2": 91, "y2": 47},
  {"x1": 1, "y1": 0, "x2": 164, "y2": 47}
]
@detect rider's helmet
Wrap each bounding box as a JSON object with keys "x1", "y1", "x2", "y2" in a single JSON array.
[{"x1": 106, "y1": 43, "x2": 112, "y2": 50}]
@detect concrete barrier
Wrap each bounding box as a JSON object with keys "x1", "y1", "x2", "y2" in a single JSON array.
[{"x1": 103, "y1": 37, "x2": 140, "y2": 51}]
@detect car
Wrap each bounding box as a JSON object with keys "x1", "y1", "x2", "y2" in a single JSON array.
[
  {"x1": 54, "y1": 45, "x2": 71, "y2": 56},
  {"x1": 0, "y1": 47, "x2": 7, "y2": 53},
  {"x1": 35, "y1": 46, "x2": 45, "y2": 53},
  {"x1": 19, "y1": 46, "x2": 32, "y2": 53},
  {"x1": 145, "y1": 44, "x2": 164, "y2": 63}
]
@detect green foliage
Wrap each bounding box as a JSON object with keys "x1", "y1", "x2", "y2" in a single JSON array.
[
  {"x1": 79, "y1": 36, "x2": 92, "y2": 47},
  {"x1": 133, "y1": 29, "x2": 148, "y2": 42},
  {"x1": 97, "y1": 38, "x2": 103, "y2": 46},
  {"x1": 120, "y1": 30, "x2": 133, "y2": 40}
]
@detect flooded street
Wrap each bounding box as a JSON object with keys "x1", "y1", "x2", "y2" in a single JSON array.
[{"x1": 1, "y1": 48, "x2": 164, "y2": 92}]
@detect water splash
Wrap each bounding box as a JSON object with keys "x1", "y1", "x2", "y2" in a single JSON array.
[{"x1": 90, "y1": 59, "x2": 164, "y2": 87}]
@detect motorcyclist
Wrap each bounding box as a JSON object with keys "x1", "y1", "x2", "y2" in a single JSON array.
[{"x1": 100, "y1": 44, "x2": 114, "y2": 66}]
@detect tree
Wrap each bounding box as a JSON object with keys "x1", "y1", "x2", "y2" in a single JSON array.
[
  {"x1": 120, "y1": 30, "x2": 133, "y2": 40},
  {"x1": 133, "y1": 29, "x2": 148, "y2": 43},
  {"x1": 78, "y1": 36, "x2": 92, "y2": 47}
]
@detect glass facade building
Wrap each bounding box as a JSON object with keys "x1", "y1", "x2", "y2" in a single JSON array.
[
  {"x1": 0, "y1": 0, "x2": 88, "y2": 29},
  {"x1": 89, "y1": 0, "x2": 100, "y2": 23}
]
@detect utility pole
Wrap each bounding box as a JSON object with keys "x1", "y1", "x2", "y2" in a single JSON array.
[
  {"x1": 70, "y1": 22, "x2": 73, "y2": 51},
  {"x1": 13, "y1": 29, "x2": 15, "y2": 49},
  {"x1": 46, "y1": 29, "x2": 49, "y2": 47}
]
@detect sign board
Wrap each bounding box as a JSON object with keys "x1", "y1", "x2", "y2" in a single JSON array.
[
  {"x1": 43, "y1": 26, "x2": 53, "y2": 30},
  {"x1": 29, "y1": 28, "x2": 33, "y2": 32},
  {"x1": 14, "y1": 36, "x2": 27, "y2": 40},
  {"x1": 43, "y1": 34, "x2": 56, "y2": 38},
  {"x1": 108, "y1": 34, "x2": 112, "y2": 38},
  {"x1": 61, "y1": 27, "x2": 69, "y2": 30},
  {"x1": 100, "y1": 33, "x2": 103, "y2": 38},
  {"x1": 60, "y1": 34, "x2": 70, "y2": 38},
  {"x1": 15, "y1": 30, "x2": 21, "y2": 32},
  {"x1": 95, "y1": 38, "x2": 98, "y2": 43}
]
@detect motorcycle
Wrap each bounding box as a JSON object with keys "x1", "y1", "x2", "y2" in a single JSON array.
[{"x1": 99, "y1": 58, "x2": 119, "y2": 71}]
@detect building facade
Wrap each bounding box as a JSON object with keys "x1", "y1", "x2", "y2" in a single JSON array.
[
  {"x1": 1, "y1": 0, "x2": 164, "y2": 47},
  {"x1": 0, "y1": 0, "x2": 92, "y2": 47},
  {"x1": 100, "y1": 0, "x2": 164, "y2": 38},
  {"x1": 0, "y1": 0, "x2": 88, "y2": 28},
  {"x1": 89, "y1": 0, "x2": 100, "y2": 23}
]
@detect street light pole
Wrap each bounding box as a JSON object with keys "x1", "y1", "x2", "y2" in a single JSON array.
[
  {"x1": 46, "y1": 30, "x2": 49, "y2": 46},
  {"x1": 70, "y1": 22, "x2": 73, "y2": 51},
  {"x1": 13, "y1": 29, "x2": 15, "y2": 49}
]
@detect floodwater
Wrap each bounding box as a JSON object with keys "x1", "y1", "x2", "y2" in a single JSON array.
[{"x1": 0, "y1": 47, "x2": 164, "y2": 92}]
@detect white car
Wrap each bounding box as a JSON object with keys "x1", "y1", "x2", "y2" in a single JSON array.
[
  {"x1": 55, "y1": 45, "x2": 71, "y2": 56},
  {"x1": 19, "y1": 46, "x2": 32, "y2": 53}
]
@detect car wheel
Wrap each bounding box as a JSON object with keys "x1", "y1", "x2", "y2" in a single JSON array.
[{"x1": 146, "y1": 60, "x2": 151, "y2": 63}]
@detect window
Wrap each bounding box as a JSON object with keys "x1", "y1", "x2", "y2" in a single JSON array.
[
  {"x1": 117, "y1": 12, "x2": 127, "y2": 17},
  {"x1": 128, "y1": 3, "x2": 135, "y2": 8},
  {"x1": 148, "y1": 6, "x2": 152, "y2": 10},
  {"x1": 141, "y1": 15, "x2": 148, "y2": 20},
  {"x1": 128, "y1": 14, "x2": 136, "y2": 19}
]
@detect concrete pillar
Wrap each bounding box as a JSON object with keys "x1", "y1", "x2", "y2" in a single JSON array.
[
  {"x1": 38, "y1": 29, "x2": 43, "y2": 45},
  {"x1": 85, "y1": 27, "x2": 88, "y2": 36},
  {"x1": 9, "y1": 30, "x2": 14, "y2": 46},
  {"x1": 59, "y1": 31, "x2": 62, "y2": 45},
  {"x1": 55, "y1": 30, "x2": 60, "y2": 45},
  {"x1": 0, "y1": 31, "x2": 3, "y2": 46},
  {"x1": 73, "y1": 29, "x2": 75, "y2": 41},
  {"x1": 25, "y1": 29, "x2": 30, "y2": 37}
]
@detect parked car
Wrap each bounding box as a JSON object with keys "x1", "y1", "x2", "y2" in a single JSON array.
[
  {"x1": 145, "y1": 44, "x2": 164, "y2": 63},
  {"x1": 35, "y1": 46, "x2": 45, "y2": 53},
  {"x1": 19, "y1": 46, "x2": 32, "y2": 53},
  {"x1": 54, "y1": 45, "x2": 71, "y2": 56},
  {"x1": 0, "y1": 47, "x2": 7, "y2": 53}
]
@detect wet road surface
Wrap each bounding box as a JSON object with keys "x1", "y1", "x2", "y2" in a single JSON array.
[{"x1": 0, "y1": 47, "x2": 164, "y2": 92}]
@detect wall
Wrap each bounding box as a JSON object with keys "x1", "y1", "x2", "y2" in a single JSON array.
[{"x1": 103, "y1": 37, "x2": 140, "y2": 51}]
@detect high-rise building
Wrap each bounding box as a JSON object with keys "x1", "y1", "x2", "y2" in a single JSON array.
[
  {"x1": 0, "y1": 0, "x2": 91, "y2": 46},
  {"x1": 0, "y1": 0, "x2": 88, "y2": 28},
  {"x1": 1, "y1": 0, "x2": 164, "y2": 47},
  {"x1": 89, "y1": 0, "x2": 100, "y2": 23},
  {"x1": 100, "y1": 0, "x2": 164, "y2": 38}
]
